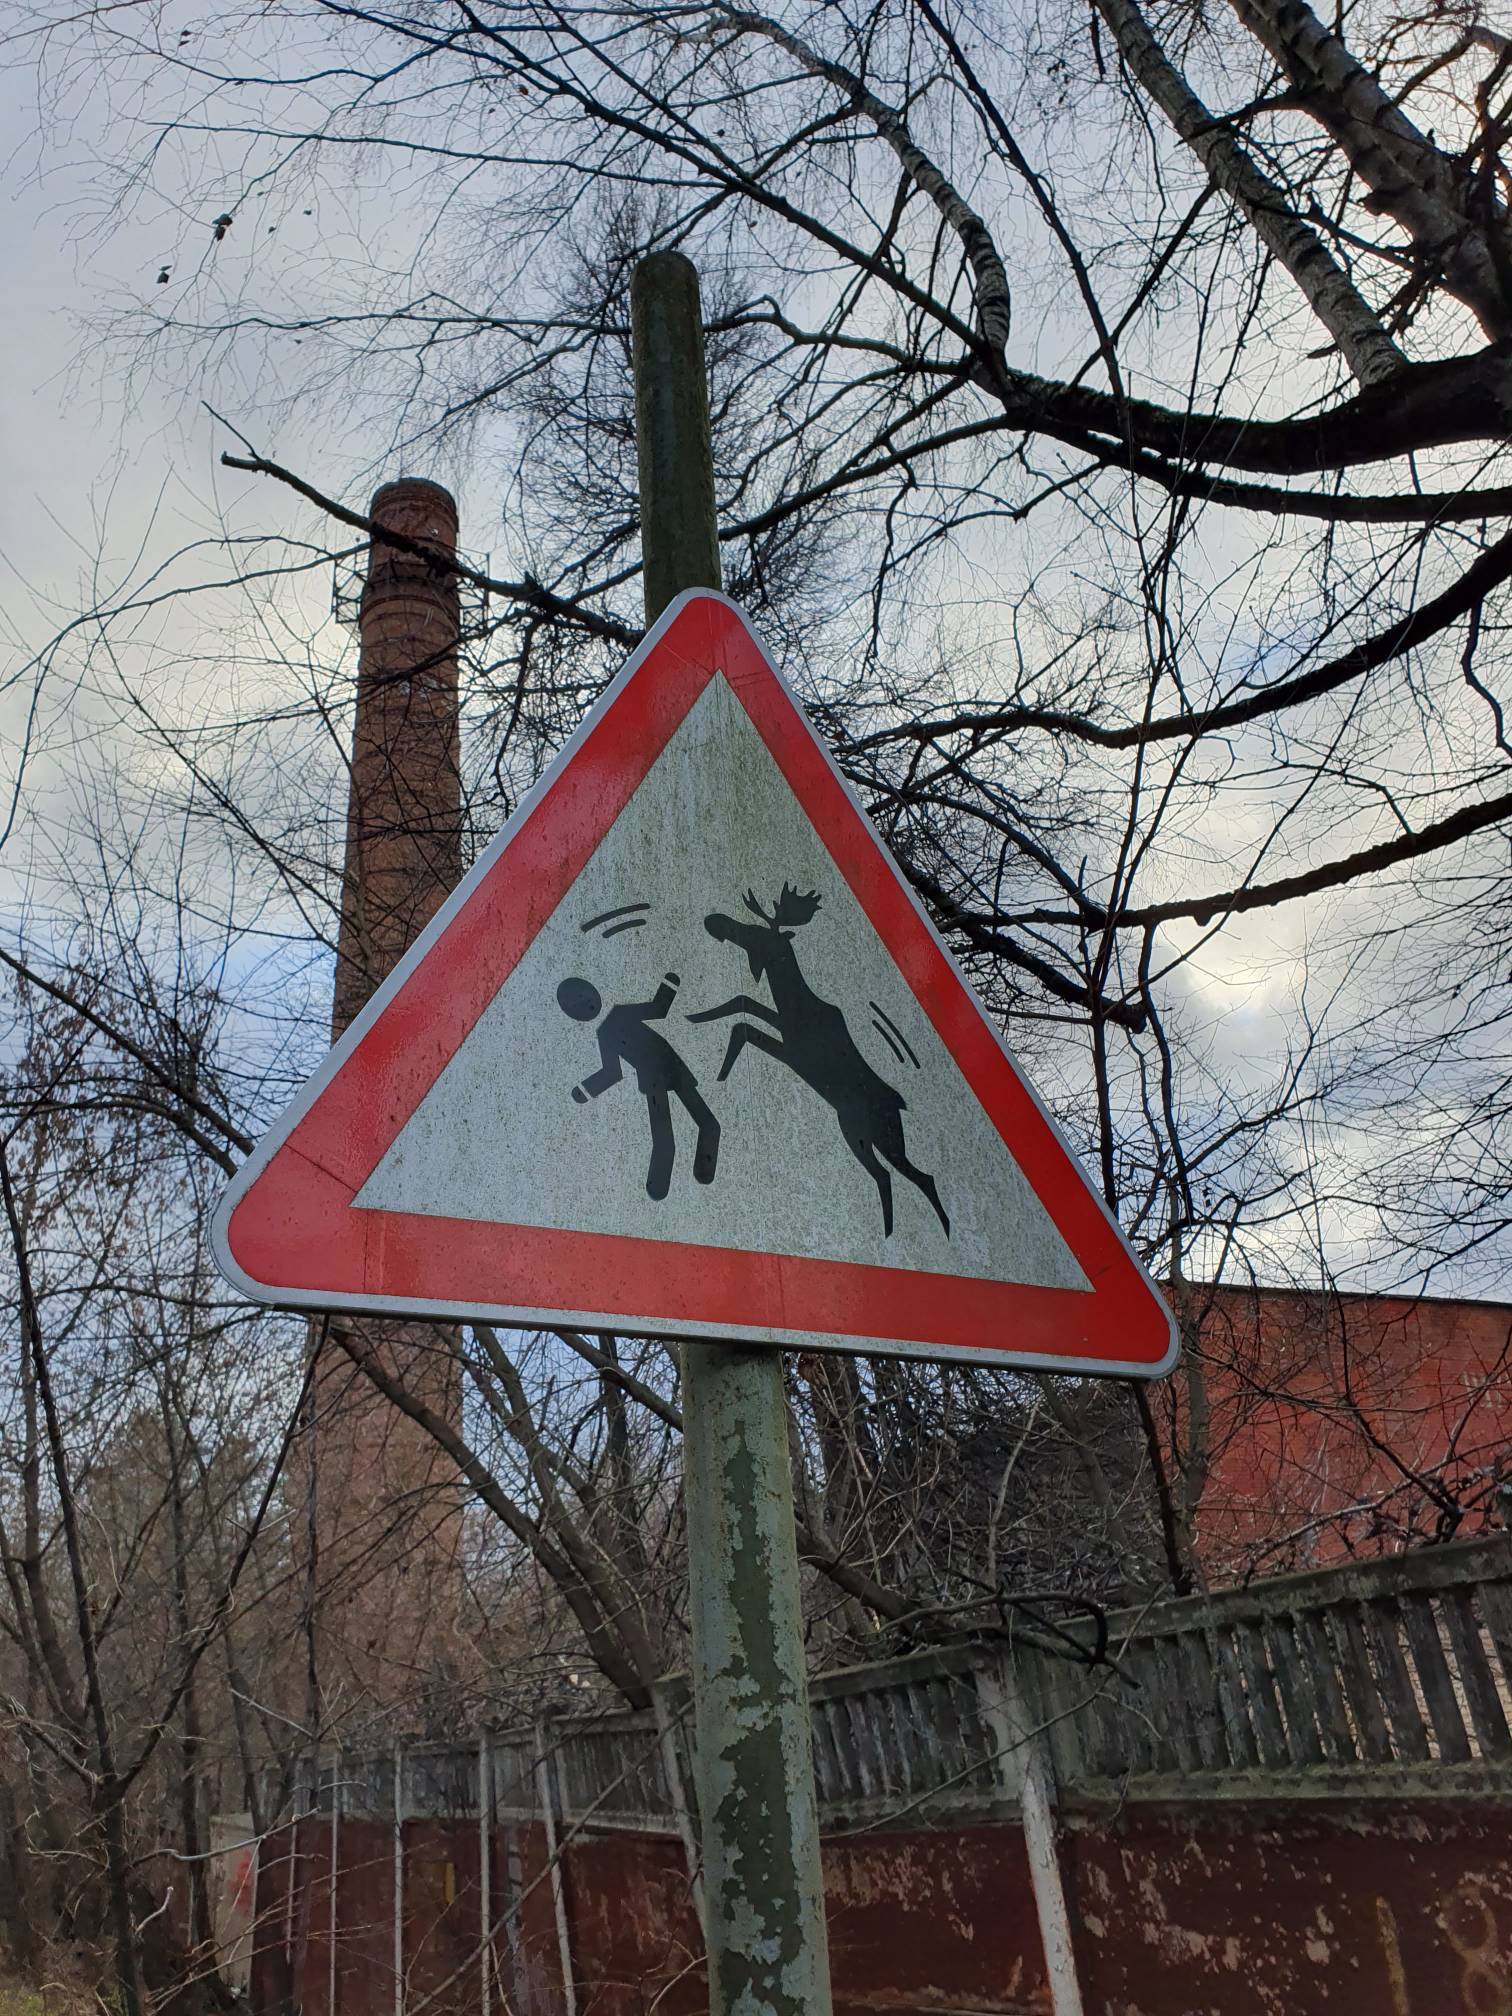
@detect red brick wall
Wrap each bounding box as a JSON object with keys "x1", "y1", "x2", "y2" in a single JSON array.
[{"x1": 1178, "y1": 1285, "x2": 1512, "y2": 1577}]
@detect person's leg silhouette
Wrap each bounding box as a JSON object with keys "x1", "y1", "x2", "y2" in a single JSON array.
[{"x1": 644, "y1": 1086, "x2": 675, "y2": 1199}]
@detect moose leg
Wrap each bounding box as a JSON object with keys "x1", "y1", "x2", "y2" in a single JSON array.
[
  {"x1": 887, "y1": 1149, "x2": 951, "y2": 1237},
  {"x1": 679, "y1": 1087, "x2": 721, "y2": 1185},
  {"x1": 716, "y1": 1023, "x2": 787, "y2": 1084},
  {"x1": 841, "y1": 1126, "x2": 894, "y2": 1237},
  {"x1": 686, "y1": 994, "x2": 780, "y2": 1027}
]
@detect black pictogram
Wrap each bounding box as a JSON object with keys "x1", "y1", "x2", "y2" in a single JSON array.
[
  {"x1": 557, "y1": 973, "x2": 720, "y2": 1201},
  {"x1": 581, "y1": 900, "x2": 650, "y2": 940},
  {"x1": 689, "y1": 885, "x2": 950, "y2": 1238}
]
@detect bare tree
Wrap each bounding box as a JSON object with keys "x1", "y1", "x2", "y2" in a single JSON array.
[
  {"x1": 0, "y1": 970, "x2": 309, "y2": 2011},
  {"x1": 2, "y1": 16, "x2": 1510, "y2": 1986}
]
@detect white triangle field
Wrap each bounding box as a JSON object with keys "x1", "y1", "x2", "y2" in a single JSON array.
[{"x1": 355, "y1": 674, "x2": 1089, "y2": 1293}]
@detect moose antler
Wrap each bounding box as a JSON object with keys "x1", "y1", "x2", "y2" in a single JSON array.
[
  {"x1": 742, "y1": 889, "x2": 775, "y2": 924},
  {"x1": 773, "y1": 884, "x2": 822, "y2": 929}
]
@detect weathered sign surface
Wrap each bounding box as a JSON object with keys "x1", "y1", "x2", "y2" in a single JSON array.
[{"x1": 213, "y1": 591, "x2": 1174, "y2": 1373}]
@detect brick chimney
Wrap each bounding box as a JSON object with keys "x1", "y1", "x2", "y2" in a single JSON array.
[
  {"x1": 303, "y1": 478, "x2": 469, "y2": 1736},
  {"x1": 332, "y1": 477, "x2": 464, "y2": 1034}
]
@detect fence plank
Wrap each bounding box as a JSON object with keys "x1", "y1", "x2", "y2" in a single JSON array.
[
  {"x1": 1441, "y1": 1589, "x2": 1512, "y2": 1758},
  {"x1": 1130, "y1": 1643, "x2": 1183, "y2": 1773},
  {"x1": 1090, "y1": 1639, "x2": 1152, "y2": 1775},
  {"x1": 897, "y1": 1681, "x2": 941, "y2": 1792},
  {"x1": 1398, "y1": 1595, "x2": 1471, "y2": 1763},
  {"x1": 1362, "y1": 1602, "x2": 1430, "y2": 1763},
  {"x1": 1168, "y1": 1636, "x2": 1210, "y2": 1773},
  {"x1": 928, "y1": 1677, "x2": 966, "y2": 1777},
  {"x1": 1023, "y1": 1655, "x2": 1081, "y2": 1784},
  {"x1": 899, "y1": 1681, "x2": 941, "y2": 1791},
  {"x1": 1330, "y1": 1605, "x2": 1394, "y2": 1764},
  {"x1": 1114, "y1": 1671, "x2": 1159, "y2": 1775},
  {"x1": 877, "y1": 1683, "x2": 918, "y2": 1796},
  {"x1": 1175, "y1": 1632, "x2": 1228, "y2": 1771},
  {"x1": 1100, "y1": 1676, "x2": 1146, "y2": 1778},
  {"x1": 1203, "y1": 1627, "x2": 1259, "y2": 1769},
  {"x1": 1476, "y1": 1577, "x2": 1512, "y2": 1696},
  {"x1": 1262, "y1": 1617, "x2": 1324, "y2": 1766},
  {"x1": 826, "y1": 1693, "x2": 867, "y2": 1802},
  {"x1": 809, "y1": 1701, "x2": 846, "y2": 1807},
  {"x1": 1152, "y1": 1637, "x2": 1206, "y2": 1774},
  {"x1": 872, "y1": 1687, "x2": 911, "y2": 1798},
  {"x1": 1293, "y1": 1611, "x2": 1357, "y2": 1765},
  {"x1": 1234, "y1": 1622, "x2": 1290, "y2": 1768},
  {"x1": 851, "y1": 1690, "x2": 895, "y2": 1800},
  {"x1": 947, "y1": 1674, "x2": 1000, "y2": 1793},
  {"x1": 1058, "y1": 1671, "x2": 1117, "y2": 1779},
  {"x1": 843, "y1": 1693, "x2": 886, "y2": 1801}
]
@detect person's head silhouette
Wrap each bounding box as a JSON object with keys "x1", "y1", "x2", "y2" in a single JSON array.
[{"x1": 557, "y1": 977, "x2": 602, "y2": 1022}]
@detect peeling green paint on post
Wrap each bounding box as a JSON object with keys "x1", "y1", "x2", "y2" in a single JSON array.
[
  {"x1": 631, "y1": 250, "x2": 834, "y2": 2016},
  {"x1": 684, "y1": 1343, "x2": 833, "y2": 2016}
]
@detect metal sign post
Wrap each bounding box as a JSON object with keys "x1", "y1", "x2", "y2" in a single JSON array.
[{"x1": 631, "y1": 250, "x2": 834, "y2": 2016}]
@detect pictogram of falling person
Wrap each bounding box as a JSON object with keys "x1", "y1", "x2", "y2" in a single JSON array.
[{"x1": 557, "y1": 972, "x2": 721, "y2": 1200}]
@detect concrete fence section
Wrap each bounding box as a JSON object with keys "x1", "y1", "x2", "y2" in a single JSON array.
[
  {"x1": 1046, "y1": 1533, "x2": 1512, "y2": 1794},
  {"x1": 241, "y1": 1537, "x2": 1512, "y2": 2016}
]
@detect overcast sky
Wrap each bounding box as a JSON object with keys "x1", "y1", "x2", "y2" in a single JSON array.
[{"x1": 2, "y1": 25, "x2": 1501, "y2": 1302}]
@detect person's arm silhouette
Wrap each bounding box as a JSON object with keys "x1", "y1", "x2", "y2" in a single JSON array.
[
  {"x1": 630, "y1": 972, "x2": 680, "y2": 1021},
  {"x1": 575, "y1": 1026, "x2": 625, "y2": 1102}
]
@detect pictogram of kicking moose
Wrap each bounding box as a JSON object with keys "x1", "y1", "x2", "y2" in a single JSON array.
[{"x1": 560, "y1": 882, "x2": 950, "y2": 1236}]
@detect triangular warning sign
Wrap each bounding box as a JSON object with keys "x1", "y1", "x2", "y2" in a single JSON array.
[{"x1": 213, "y1": 591, "x2": 1175, "y2": 1376}]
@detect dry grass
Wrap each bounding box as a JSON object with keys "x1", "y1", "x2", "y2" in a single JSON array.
[
  {"x1": 0, "y1": 1981, "x2": 45, "y2": 2016},
  {"x1": 0, "y1": 1964, "x2": 101, "y2": 2016}
]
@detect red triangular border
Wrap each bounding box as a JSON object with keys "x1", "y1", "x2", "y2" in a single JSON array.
[{"x1": 213, "y1": 592, "x2": 1175, "y2": 1375}]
